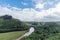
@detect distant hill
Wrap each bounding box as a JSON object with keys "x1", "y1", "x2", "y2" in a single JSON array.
[{"x1": 0, "y1": 15, "x2": 30, "y2": 32}]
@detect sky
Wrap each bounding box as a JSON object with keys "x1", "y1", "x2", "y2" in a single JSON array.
[{"x1": 0, "y1": 0, "x2": 60, "y2": 22}]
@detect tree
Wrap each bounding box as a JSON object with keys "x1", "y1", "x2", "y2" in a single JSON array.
[{"x1": 35, "y1": 22, "x2": 58, "y2": 40}]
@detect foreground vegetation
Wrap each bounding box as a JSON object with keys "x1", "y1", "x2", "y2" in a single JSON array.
[
  {"x1": 22, "y1": 22, "x2": 60, "y2": 40},
  {"x1": 0, "y1": 31, "x2": 25, "y2": 40},
  {"x1": 22, "y1": 33, "x2": 60, "y2": 40}
]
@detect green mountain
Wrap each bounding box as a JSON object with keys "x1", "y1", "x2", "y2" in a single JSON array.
[{"x1": 0, "y1": 15, "x2": 30, "y2": 32}]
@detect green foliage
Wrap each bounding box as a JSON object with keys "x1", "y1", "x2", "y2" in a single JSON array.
[
  {"x1": 0, "y1": 31, "x2": 25, "y2": 40},
  {"x1": 46, "y1": 33, "x2": 60, "y2": 40},
  {"x1": 24, "y1": 22, "x2": 60, "y2": 40},
  {"x1": 0, "y1": 15, "x2": 31, "y2": 32},
  {"x1": 35, "y1": 22, "x2": 58, "y2": 34}
]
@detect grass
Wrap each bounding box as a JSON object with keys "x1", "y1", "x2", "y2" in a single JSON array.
[
  {"x1": 0, "y1": 31, "x2": 26, "y2": 40},
  {"x1": 1, "y1": 31, "x2": 60, "y2": 40},
  {"x1": 46, "y1": 33, "x2": 60, "y2": 40}
]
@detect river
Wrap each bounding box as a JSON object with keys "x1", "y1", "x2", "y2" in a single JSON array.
[{"x1": 16, "y1": 27, "x2": 35, "y2": 40}]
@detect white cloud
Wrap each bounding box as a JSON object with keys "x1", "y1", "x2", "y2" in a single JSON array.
[
  {"x1": 21, "y1": 2, "x2": 28, "y2": 5},
  {"x1": 33, "y1": 0, "x2": 45, "y2": 9},
  {"x1": 0, "y1": 2, "x2": 60, "y2": 22},
  {"x1": 0, "y1": 6, "x2": 36, "y2": 21},
  {"x1": 34, "y1": 2, "x2": 60, "y2": 21},
  {"x1": 35, "y1": 3, "x2": 44, "y2": 9},
  {"x1": 38, "y1": 2, "x2": 60, "y2": 21}
]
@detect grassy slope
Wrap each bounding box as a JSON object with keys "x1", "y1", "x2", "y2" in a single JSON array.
[
  {"x1": 0, "y1": 31, "x2": 25, "y2": 40},
  {"x1": 46, "y1": 33, "x2": 60, "y2": 40}
]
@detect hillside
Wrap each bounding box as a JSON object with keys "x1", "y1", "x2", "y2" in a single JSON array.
[
  {"x1": 0, "y1": 31, "x2": 25, "y2": 40},
  {"x1": 0, "y1": 15, "x2": 30, "y2": 32}
]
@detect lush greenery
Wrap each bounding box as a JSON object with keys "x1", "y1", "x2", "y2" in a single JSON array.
[
  {"x1": 22, "y1": 22, "x2": 60, "y2": 40},
  {"x1": 0, "y1": 15, "x2": 60, "y2": 40},
  {"x1": 0, "y1": 31, "x2": 25, "y2": 40},
  {"x1": 0, "y1": 15, "x2": 30, "y2": 32}
]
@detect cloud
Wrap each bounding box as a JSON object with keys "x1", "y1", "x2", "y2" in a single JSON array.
[
  {"x1": 37, "y1": 2, "x2": 60, "y2": 21},
  {"x1": 0, "y1": 2, "x2": 60, "y2": 22},
  {"x1": 35, "y1": 3, "x2": 44, "y2": 9},
  {"x1": 0, "y1": 6, "x2": 36, "y2": 21},
  {"x1": 21, "y1": 2, "x2": 28, "y2": 6},
  {"x1": 31, "y1": 2, "x2": 60, "y2": 22},
  {"x1": 32, "y1": 0, "x2": 45, "y2": 9},
  {"x1": 32, "y1": 0, "x2": 60, "y2": 10}
]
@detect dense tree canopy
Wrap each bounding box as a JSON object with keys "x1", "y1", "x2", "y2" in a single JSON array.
[{"x1": 25, "y1": 22, "x2": 60, "y2": 40}]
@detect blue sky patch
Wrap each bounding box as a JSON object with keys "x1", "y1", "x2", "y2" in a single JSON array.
[{"x1": 0, "y1": 0, "x2": 59, "y2": 10}]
